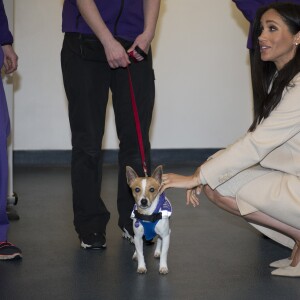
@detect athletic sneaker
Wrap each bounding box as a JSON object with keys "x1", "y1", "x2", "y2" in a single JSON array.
[
  {"x1": 0, "y1": 242, "x2": 22, "y2": 260},
  {"x1": 122, "y1": 228, "x2": 134, "y2": 244},
  {"x1": 80, "y1": 233, "x2": 106, "y2": 250}
]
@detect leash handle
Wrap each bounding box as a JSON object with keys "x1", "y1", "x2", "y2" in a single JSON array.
[{"x1": 127, "y1": 66, "x2": 148, "y2": 177}]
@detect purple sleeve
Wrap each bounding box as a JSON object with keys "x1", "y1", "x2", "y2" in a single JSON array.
[
  {"x1": 232, "y1": 0, "x2": 273, "y2": 23},
  {"x1": 0, "y1": 0, "x2": 13, "y2": 45}
]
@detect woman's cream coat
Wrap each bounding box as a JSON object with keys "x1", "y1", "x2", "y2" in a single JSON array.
[{"x1": 201, "y1": 73, "x2": 300, "y2": 247}]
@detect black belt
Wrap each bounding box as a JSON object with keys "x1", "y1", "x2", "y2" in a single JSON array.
[{"x1": 65, "y1": 32, "x2": 98, "y2": 41}]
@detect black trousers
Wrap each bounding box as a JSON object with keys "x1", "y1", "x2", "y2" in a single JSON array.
[{"x1": 61, "y1": 33, "x2": 155, "y2": 240}]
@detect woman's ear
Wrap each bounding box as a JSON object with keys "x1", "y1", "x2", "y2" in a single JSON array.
[{"x1": 294, "y1": 31, "x2": 300, "y2": 45}]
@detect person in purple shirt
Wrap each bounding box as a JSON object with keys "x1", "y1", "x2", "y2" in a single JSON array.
[
  {"x1": 233, "y1": 0, "x2": 300, "y2": 114},
  {"x1": 61, "y1": 0, "x2": 161, "y2": 249},
  {"x1": 0, "y1": 0, "x2": 22, "y2": 260},
  {"x1": 233, "y1": 0, "x2": 300, "y2": 49}
]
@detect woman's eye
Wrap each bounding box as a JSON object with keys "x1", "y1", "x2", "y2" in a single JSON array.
[
  {"x1": 149, "y1": 187, "x2": 155, "y2": 193},
  {"x1": 135, "y1": 187, "x2": 140, "y2": 193},
  {"x1": 269, "y1": 26, "x2": 277, "y2": 32}
]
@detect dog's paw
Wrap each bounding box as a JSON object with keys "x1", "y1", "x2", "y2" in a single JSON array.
[
  {"x1": 154, "y1": 251, "x2": 160, "y2": 258},
  {"x1": 137, "y1": 267, "x2": 147, "y2": 274},
  {"x1": 159, "y1": 267, "x2": 169, "y2": 275}
]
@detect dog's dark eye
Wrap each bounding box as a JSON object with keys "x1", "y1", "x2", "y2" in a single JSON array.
[
  {"x1": 135, "y1": 187, "x2": 140, "y2": 193},
  {"x1": 149, "y1": 187, "x2": 155, "y2": 193}
]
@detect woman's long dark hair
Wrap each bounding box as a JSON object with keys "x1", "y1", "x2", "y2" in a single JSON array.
[{"x1": 250, "y1": 3, "x2": 300, "y2": 132}]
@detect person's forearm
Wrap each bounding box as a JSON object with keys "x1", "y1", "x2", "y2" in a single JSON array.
[
  {"x1": 143, "y1": 0, "x2": 161, "y2": 42},
  {"x1": 232, "y1": 0, "x2": 266, "y2": 23},
  {"x1": 76, "y1": 0, "x2": 113, "y2": 46}
]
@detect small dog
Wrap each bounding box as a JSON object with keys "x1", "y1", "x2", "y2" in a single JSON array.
[{"x1": 126, "y1": 165, "x2": 172, "y2": 275}]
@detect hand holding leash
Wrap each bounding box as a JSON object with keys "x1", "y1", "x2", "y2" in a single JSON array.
[
  {"x1": 128, "y1": 46, "x2": 148, "y2": 62},
  {"x1": 103, "y1": 38, "x2": 131, "y2": 68}
]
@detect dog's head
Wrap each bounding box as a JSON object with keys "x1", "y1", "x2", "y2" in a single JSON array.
[{"x1": 126, "y1": 165, "x2": 163, "y2": 209}]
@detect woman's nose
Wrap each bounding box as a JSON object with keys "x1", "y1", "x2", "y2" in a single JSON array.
[{"x1": 258, "y1": 30, "x2": 267, "y2": 41}]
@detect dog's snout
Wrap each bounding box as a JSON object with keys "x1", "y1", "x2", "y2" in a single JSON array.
[{"x1": 141, "y1": 199, "x2": 148, "y2": 206}]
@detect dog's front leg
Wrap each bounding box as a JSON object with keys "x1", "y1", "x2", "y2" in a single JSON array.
[
  {"x1": 159, "y1": 233, "x2": 170, "y2": 274},
  {"x1": 154, "y1": 237, "x2": 162, "y2": 258},
  {"x1": 156, "y1": 220, "x2": 171, "y2": 275},
  {"x1": 133, "y1": 220, "x2": 147, "y2": 274},
  {"x1": 134, "y1": 235, "x2": 147, "y2": 273}
]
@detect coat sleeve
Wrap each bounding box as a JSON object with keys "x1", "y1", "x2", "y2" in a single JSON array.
[
  {"x1": 201, "y1": 74, "x2": 300, "y2": 189},
  {"x1": 232, "y1": 0, "x2": 271, "y2": 23},
  {"x1": 0, "y1": 0, "x2": 13, "y2": 45}
]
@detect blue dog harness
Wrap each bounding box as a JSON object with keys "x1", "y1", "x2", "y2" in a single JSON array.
[{"x1": 131, "y1": 193, "x2": 172, "y2": 241}]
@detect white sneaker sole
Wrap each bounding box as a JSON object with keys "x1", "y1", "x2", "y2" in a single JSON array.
[{"x1": 80, "y1": 241, "x2": 106, "y2": 249}]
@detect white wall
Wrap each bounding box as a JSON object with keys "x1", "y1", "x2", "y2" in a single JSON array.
[{"x1": 13, "y1": 0, "x2": 252, "y2": 150}]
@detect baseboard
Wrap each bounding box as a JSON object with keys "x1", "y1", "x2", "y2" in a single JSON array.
[{"x1": 13, "y1": 149, "x2": 221, "y2": 167}]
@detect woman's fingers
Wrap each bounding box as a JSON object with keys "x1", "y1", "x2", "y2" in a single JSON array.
[
  {"x1": 160, "y1": 173, "x2": 202, "y2": 208},
  {"x1": 187, "y1": 188, "x2": 200, "y2": 207}
]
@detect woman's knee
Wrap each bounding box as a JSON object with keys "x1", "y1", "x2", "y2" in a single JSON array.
[{"x1": 204, "y1": 186, "x2": 240, "y2": 215}]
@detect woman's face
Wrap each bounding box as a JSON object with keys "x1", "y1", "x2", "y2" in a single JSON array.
[{"x1": 258, "y1": 9, "x2": 299, "y2": 70}]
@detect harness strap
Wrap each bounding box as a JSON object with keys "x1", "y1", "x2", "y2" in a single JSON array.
[{"x1": 134, "y1": 210, "x2": 162, "y2": 222}]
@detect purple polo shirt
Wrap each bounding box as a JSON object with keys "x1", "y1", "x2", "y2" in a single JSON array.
[
  {"x1": 233, "y1": 0, "x2": 300, "y2": 49},
  {"x1": 0, "y1": 0, "x2": 11, "y2": 240},
  {"x1": 0, "y1": 0, "x2": 13, "y2": 45},
  {"x1": 62, "y1": 0, "x2": 144, "y2": 42}
]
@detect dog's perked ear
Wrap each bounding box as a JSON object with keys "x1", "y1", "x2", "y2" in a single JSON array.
[
  {"x1": 152, "y1": 165, "x2": 163, "y2": 184},
  {"x1": 126, "y1": 166, "x2": 139, "y2": 186}
]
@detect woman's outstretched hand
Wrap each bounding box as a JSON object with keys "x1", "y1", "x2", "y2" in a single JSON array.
[{"x1": 160, "y1": 167, "x2": 202, "y2": 207}]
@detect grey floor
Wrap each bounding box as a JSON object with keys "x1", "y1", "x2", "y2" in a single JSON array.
[{"x1": 1, "y1": 165, "x2": 300, "y2": 300}]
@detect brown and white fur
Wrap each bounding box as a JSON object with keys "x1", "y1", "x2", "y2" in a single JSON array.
[{"x1": 126, "y1": 165, "x2": 171, "y2": 274}]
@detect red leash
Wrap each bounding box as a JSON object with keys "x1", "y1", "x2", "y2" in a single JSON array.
[{"x1": 127, "y1": 66, "x2": 148, "y2": 177}]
